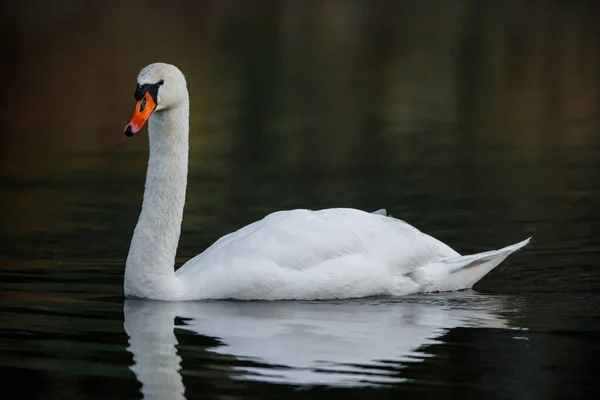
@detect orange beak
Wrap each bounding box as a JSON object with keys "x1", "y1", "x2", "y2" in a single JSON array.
[{"x1": 124, "y1": 91, "x2": 156, "y2": 136}]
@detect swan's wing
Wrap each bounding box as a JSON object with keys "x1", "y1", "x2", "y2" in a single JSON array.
[{"x1": 177, "y1": 208, "x2": 458, "y2": 277}]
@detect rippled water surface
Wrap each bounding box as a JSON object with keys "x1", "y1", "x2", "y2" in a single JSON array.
[{"x1": 1, "y1": 1, "x2": 600, "y2": 399}]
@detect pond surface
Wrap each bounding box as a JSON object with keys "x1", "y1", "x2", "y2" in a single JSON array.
[{"x1": 1, "y1": 1, "x2": 599, "y2": 399}]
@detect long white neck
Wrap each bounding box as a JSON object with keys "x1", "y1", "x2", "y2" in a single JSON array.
[{"x1": 125, "y1": 99, "x2": 189, "y2": 300}]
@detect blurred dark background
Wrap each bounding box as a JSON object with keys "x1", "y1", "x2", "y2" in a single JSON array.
[
  {"x1": 1, "y1": 0, "x2": 598, "y2": 285},
  {"x1": 0, "y1": 1, "x2": 599, "y2": 398},
  {"x1": 0, "y1": 0, "x2": 599, "y2": 283}
]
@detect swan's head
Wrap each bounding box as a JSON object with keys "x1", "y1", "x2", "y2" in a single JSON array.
[{"x1": 124, "y1": 63, "x2": 188, "y2": 137}]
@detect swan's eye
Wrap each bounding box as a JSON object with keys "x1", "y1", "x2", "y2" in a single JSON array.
[
  {"x1": 134, "y1": 84, "x2": 144, "y2": 101},
  {"x1": 158, "y1": 79, "x2": 164, "y2": 86}
]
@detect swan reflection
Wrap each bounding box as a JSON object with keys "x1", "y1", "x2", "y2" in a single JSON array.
[{"x1": 124, "y1": 293, "x2": 511, "y2": 397}]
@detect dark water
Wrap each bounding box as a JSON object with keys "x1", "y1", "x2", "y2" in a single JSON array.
[{"x1": 1, "y1": 1, "x2": 600, "y2": 399}]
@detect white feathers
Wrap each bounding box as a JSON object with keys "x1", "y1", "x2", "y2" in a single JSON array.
[{"x1": 371, "y1": 208, "x2": 388, "y2": 216}]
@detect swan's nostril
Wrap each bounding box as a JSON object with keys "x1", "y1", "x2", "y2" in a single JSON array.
[{"x1": 125, "y1": 125, "x2": 134, "y2": 137}]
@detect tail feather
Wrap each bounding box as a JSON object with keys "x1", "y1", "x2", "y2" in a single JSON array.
[
  {"x1": 442, "y1": 237, "x2": 531, "y2": 274},
  {"x1": 413, "y1": 237, "x2": 531, "y2": 293}
]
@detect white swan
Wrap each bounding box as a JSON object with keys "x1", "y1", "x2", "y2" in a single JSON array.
[{"x1": 123, "y1": 62, "x2": 530, "y2": 301}]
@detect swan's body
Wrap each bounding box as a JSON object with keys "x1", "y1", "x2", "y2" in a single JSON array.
[{"x1": 123, "y1": 63, "x2": 530, "y2": 301}]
